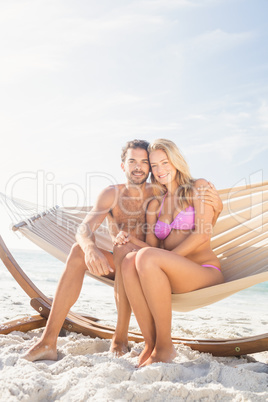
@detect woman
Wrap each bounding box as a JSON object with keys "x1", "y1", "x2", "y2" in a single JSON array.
[{"x1": 114, "y1": 139, "x2": 224, "y2": 367}]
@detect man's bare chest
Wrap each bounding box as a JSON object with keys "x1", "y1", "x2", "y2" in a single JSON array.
[
  {"x1": 112, "y1": 199, "x2": 147, "y2": 223},
  {"x1": 107, "y1": 197, "x2": 149, "y2": 235}
]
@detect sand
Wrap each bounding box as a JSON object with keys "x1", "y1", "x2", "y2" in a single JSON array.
[
  {"x1": 0, "y1": 251, "x2": 267, "y2": 401},
  {"x1": 0, "y1": 327, "x2": 268, "y2": 401}
]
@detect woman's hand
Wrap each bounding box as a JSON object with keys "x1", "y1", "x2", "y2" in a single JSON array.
[{"x1": 113, "y1": 231, "x2": 132, "y2": 246}]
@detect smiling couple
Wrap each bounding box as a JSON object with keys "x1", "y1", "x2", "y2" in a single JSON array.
[{"x1": 23, "y1": 139, "x2": 223, "y2": 366}]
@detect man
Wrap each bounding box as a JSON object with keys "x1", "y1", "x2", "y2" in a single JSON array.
[{"x1": 23, "y1": 139, "x2": 222, "y2": 361}]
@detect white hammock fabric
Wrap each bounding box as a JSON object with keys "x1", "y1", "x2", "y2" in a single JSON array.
[{"x1": 1, "y1": 180, "x2": 267, "y2": 312}]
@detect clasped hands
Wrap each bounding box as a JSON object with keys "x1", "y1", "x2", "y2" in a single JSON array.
[{"x1": 113, "y1": 231, "x2": 132, "y2": 246}]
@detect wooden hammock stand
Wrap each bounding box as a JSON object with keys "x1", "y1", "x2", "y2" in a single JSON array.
[{"x1": 0, "y1": 235, "x2": 267, "y2": 357}]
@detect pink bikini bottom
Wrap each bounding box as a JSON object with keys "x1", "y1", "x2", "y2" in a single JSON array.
[{"x1": 202, "y1": 264, "x2": 221, "y2": 272}]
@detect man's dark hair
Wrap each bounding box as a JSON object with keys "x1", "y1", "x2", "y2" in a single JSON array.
[{"x1": 121, "y1": 139, "x2": 149, "y2": 162}]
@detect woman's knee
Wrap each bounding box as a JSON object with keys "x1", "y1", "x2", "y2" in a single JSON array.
[
  {"x1": 121, "y1": 252, "x2": 137, "y2": 278},
  {"x1": 136, "y1": 247, "x2": 155, "y2": 265},
  {"x1": 136, "y1": 248, "x2": 156, "y2": 275}
]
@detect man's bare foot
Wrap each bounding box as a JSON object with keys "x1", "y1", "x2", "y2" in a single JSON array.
[
  {"x1": 140, "y1": 345, "x2": 177, "y2": 367},
  {"x1": 138, "y1": 343, "x2": 154, "y2": 367},
  {"x1": 110, "y1": 335, "x2": 129, "y2": 357},
  {"x1": 21, "y1": 341, "x2": 57, "y2": 362}
]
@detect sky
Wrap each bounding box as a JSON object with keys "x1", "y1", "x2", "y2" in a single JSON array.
[{"x1": 0, "y1": 0, "x2": 268, "y2": 249}]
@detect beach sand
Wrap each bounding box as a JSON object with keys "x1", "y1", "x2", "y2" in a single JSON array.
[
  {"x1": 0, "y1": 329, "x2": 268, "y2": 401},
  {"x1": 0, "y1": 250, "x2": 268, "y2": 401}
]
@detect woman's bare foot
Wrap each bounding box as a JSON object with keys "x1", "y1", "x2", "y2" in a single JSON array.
[
  {"x1": 140, "y1": 344, "x2": 177, "y2": 367},
  {"x1": 110, "y1": 335, "x2": 129, "y2": 357},
  {"x1": 21, "y1": 340, "x2": 57, "y2": 362},
  {"x1": 138, "y1": 343, "x2": 154, "y2": 367}
]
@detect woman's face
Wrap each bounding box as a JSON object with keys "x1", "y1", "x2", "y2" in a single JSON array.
[{"x1": 149, "y1": 149, "x2": 177, "y2": 185}]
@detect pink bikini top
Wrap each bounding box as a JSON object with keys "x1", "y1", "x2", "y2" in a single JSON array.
[{"x1": 154, "y1": 194, "x2": 195, "y2": 240}]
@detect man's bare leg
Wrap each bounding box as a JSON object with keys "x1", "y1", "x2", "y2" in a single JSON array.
[
  {"x1": 110, "y1": 243, "x2": 139, "y2": 356},
  {"x1": 22, "y1": 243, "x2": 114, "y2": 362}
]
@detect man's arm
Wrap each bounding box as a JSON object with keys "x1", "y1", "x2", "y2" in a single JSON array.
[
  {"x1": 76, "y1": 186, "x2": 118, "y2": 276},
  {"x1": 197, "y1": 182, "x2": 223, "y2": 226}
]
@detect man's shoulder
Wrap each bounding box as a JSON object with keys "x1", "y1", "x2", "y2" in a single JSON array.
[
  {"x1": 94, "y1": 185, "x2": 122, "y2": 210},
  {"x1": 99, "y1": 184, "x2": 124, "y2": 196},
  {"x1": 96, "y1": 184, "x2": 127, "y2": 206}
]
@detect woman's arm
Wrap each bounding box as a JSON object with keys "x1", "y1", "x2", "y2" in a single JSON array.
[
  {"x1": 144, "y1": 198, "x2": 161, "y2": 247},
  {"x1": 172, "y1": 179, "x2": 214, "y2": 257}
]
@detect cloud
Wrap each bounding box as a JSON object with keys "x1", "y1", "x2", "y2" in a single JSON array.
[
  {"x1": 133, "y1": 0, "x2": 198, "y2": 10},
  {"x1": 130, "y1": 0, "x2": 227, "y2": 11},
  {"x1": 180, "y1": 29, "x2": 256, "y2": 61},
  {"x1": 182, "y1": 100, "x2": 268, "y2": 166},
  {"x1": 258, "y1": 101, "x2": 268, "y2": 129},
  {"x1": 235, "y1": 141, "x2": 268, "y2": 166},
  {"x1": 185, "y1": 134, "x2": 244, "y2": 160},
  {"x1": 185, "y1": 132, "x2": 268, "y2": 170},
  {"x1": 195, "y1": 29, "x2": 254, "y2": 50},
  {"x1": 0, "y1": 2, "x2": 166, "y2": 48},
  {"x1": 0, "y1": 1, "x2": 166, "y2": 81}
]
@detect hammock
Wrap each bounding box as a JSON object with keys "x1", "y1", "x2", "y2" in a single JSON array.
[{"x1": 1, "y1": 180, "x2": 267, "y2": 313}]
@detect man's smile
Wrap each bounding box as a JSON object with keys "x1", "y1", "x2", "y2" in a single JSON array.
[{"x1": 132, "y1": 172, "x2": 145, "y2": 177}]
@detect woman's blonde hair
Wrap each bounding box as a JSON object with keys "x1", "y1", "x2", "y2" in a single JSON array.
[{"x1": 148, "y1": 139, "x2": 195, "y2": 208}]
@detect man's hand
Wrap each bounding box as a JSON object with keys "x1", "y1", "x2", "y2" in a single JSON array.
[
  {"x1": 113, "y1": 231, "x2": 131, "y2": 246},
  {"x1": 84, "y1": 246, "x2": 113, "y2": 276},
  {"x1": 197, "y1": 182, "x2": 223, "y2": 214}
]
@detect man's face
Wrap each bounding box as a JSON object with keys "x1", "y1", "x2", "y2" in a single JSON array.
[{"x1": 121, "y1": 148, "x2": 150, "y2": 185}]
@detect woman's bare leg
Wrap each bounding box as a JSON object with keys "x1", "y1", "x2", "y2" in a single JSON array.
[
  {"x1": 121, "y1": 252, "x2": 156, "y2": 366},
  {"x1": 135, "y1": 247, "x2": 224, "y2": 366},
  {"x1": 22, "y1": 243, "x2": 114, "y2": 362}
]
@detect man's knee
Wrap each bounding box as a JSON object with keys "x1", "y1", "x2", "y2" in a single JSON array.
[
  {"x1": 113, "y1": 244, "x2": 133, "y2": 266},
  {"x1": 67, "y1": 242, "x2": 84, "y2": 264}
]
